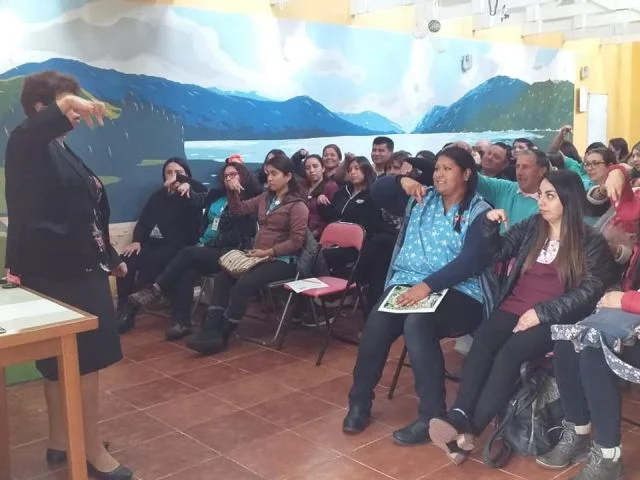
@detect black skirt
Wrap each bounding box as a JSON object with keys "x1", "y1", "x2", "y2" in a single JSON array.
[{"x1": 21, "y1": 269, "x2": 123, "y2": 381}]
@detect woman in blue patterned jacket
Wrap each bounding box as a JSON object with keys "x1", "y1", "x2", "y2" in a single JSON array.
[{"x1": 342, "y1": 147, "x2": 493, "y2": 446}]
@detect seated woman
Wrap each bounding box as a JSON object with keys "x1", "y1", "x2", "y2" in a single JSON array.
[
  {"x1": 116, "y1": 157, "x2": 205, "y2": 328},
  {"x1": 342, "y1": 147, "x2": 492, "y2": 445},
  {"x1": 125, "y1": 162, "x2": 262, "y2": 339},
  {"x1": 185, "y1": 154, "x2": 309, "y2": 355},
  {"x1": 300, "y1": 154, "x2": 339, "y2": 239},
  {"x1": 322, "y1": 143, "x2": 343, "y2": 182},
  {"x1": 534, "y1": 289, "x2": 640, "y2": 480},
  {"x1": 584, "y1": 148, "x2": 618, "y2": 224},
  {"x1": 318, "y1": 155, "x2": 394, "y2": 276},
  {"x1": 427, "y1": 170, "x2": 614, "y2": 465}
]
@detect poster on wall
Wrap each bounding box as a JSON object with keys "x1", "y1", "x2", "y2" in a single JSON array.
[{"x1": 0, "y1": 0, "x2": 575, "y2": 231}]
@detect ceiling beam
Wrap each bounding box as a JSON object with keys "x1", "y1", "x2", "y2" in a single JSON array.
[
  {"x1": 522, "y1": 10, "x2": 640, "y2": 35},
  {"x1": 350, "y1": 0, "x2": 415, "y2": 16},
  {"x1": 563, "y1": 20, "x2": 640, "y2": 40}
]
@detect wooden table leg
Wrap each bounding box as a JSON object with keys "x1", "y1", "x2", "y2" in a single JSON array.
[
  {"x1": 0, "y1": 367, "x2": 11, "y2": 480},
  {"x1": 57, "y1": 336, "x2": 87, "y2": 480}
]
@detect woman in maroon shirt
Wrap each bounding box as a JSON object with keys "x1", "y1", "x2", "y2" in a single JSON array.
[
  {"x1": 427, "y1": 170, "x2": 614, "y2": 465},
  {"x1": 300, "y1": 154, "x2": 339, "y2": 239}
]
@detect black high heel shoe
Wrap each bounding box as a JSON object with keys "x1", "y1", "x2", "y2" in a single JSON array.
[
  {"x1": 46, "y1": 441, "x2": 110, "y2": 465},
  {"x1": 87, "y1": 463, "x2": 133, "y2": 480}
]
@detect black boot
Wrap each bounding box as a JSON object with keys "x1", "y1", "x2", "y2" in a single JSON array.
[
  {"x1": 165, "y1": 323, "x2": 192, "y2": 341},
  {"x1": 342, "y1": 404, "x2": 371, "y2": 434},
  {"x1": 116, "y1": 304, "x2": 138, "y2": 334},
  {"x1": 185, "y1": 309, "x2": 235, "y2": 355}
]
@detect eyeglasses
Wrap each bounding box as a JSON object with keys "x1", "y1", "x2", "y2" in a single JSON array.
[
  {"x1": 223, "y1": 172, "x2": 239, "y2": 179},
  {"x1": 584, "y1": 161, "x2": 606, "y2": 168}
]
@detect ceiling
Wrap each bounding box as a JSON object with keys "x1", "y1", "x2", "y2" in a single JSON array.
[{"x1": 348, "y1": 0, "x2": 640, "y2": 44}]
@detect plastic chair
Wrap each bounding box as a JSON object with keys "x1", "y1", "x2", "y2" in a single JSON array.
[{"x1": 282, "y1": 222, "x2": 367, "y2": 365}]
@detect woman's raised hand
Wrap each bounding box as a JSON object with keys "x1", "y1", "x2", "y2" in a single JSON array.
[
  {"x1": 58, "y1": 95, "x2": 106, "y2": 128},
  {"x1": 400, "y1": 177, "x2": 427, "y2": 205},
  {"x1": 486, "y1": 209, "x2": 508, "y2": 227},
  {"x1": 226, "y1": 177, "x2": 244, "y2": 193}
]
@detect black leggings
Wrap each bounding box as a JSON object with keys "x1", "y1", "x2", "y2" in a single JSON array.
[
  {"x1": 210, "y1": 260, "x2": 296, "y2": 323},
  {"x1": 554, "y1": 340, "x2": 640, "y2": 448},
  {"x1": 349, "y1": 288, "x2": 483, "y2": 421},
  {"x1": 453, "y1": 309, "x2": 554, "y2": 434},
  {"x1": 154, "y1": 245, "x2": 227, "y2": 325}
]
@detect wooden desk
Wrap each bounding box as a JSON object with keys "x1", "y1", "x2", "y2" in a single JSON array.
[{"x1": 0, "y1": 287, "x2": 98, "y2": 480}]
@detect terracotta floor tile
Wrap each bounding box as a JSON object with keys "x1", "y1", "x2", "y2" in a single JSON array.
[
  {"x1": 98, "y1": 362, "x2": 165, "y2": 392},
  {"x1": 494, "y1": 454, "x2": 562, "y2": 480},
  {"x1": 248, "y1": 391, "x2": 340, "y2": 429},
  {"x1": 172, "y1": 363, "x2": 254, "y2": 390},
  {"x1": 208, "y1": 375, "x2": 296, "y2": 409},
  {"x1": 209, "y1": 338, "x2": 264, "y2": 361},
  {"x1": 224, "y1": 349, "x2": 301, "y2": 374},
  {"x1": 140, "y1": 349, "x2": 219, "y2": 376},
  {"x1": 9, "y1": 407, "x2": 48, "y2": 447},
  {"x1": 118, "y1": 325, "x2": 167, "y2": 348},
  {"x1": 98, "y1": 391, "x2": 138, "y2": 422},
  {"x1": 9, "y1": 439, "x2": 62, "y2": 480},
  {"x1": 184, "y1": 410, "x2": 284, "y2": 454},
  {"x1": 293, "y1": 410, "x2": 394, "y2": 454},
  {"x1": 123, "y1": 340, "x2": 186, "y2": 362},
  {"x1": 144, "y1": 392, "x2": 239, "y2": 430},
  {"x1": 319, "y1": 349, "x2": 359, "y2": 374},
  {"x1": 301, "y1": 375, "x2": 353, "y2": 407},
  {"x1": 379, "y1": 358, "x2": 415, "y2": 393},
  {"x1": 111, "y1": 377, "x2": 198, "y2": 409},
  {"x1": 286, "y1": 456, "x2": 392, "y2": 480},
  {"x1": 259, "y1": 361, "x2": 346, "y2": 390},
  {"x1": 8, "y1": 381, "x2": 47, "y2": 413},
  {"x1": 421, "y1": 459, "x2": 524, "y2": 480},
  {"x1": 350, "y1": 438, "x2": 450, "y2": 480},
  {"x1": 227, "y1": 431, "x2": 340, "y2": 480},
  {"x1": 114, "y1": 432, "x2": 217, "y2": 480},
  {"x1": 161, "y1": 456, "x2": 263, "y2": 480},
  {"x1": 371, "y1": 393, "x2": 420, "y2": 429},
  {"x1": 97, "y1": 411, "x2": 173, "y2": 452}
]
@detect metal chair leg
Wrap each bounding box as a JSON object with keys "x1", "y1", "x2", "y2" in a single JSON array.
[
  {"x1": 316, "y1": 291, "x2": 349, "y2": 366},
  {"x1": 190, "y1": 277, "x2": 207, "y2": 319},
  {"x1": 388, "y1": 346, "x2": 408, "y2": 400}
]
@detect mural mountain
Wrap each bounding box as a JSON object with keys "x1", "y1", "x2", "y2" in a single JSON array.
[
  {"x1": 0, "y1": 59, "x2": 387, "y2": 141},
  {"x1": 413, "y1": 75, "x2": 574, "y2": 133}
]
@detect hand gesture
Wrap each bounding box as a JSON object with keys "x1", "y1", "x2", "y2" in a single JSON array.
[
  {"x1": 486, "y1": 209, "x2": 508, "y2": 228},
  {"x1": 59, "y1": 95, "x2": 106, "y2": 128},
  {"x1": 604, "y1": 169, "x2": 626, "y2": 205},
  {"x1": 226, "y1": 177, "x2": 244, "y2": 193},
  {"x1": 176, "y1": 182, "x2": 191, "y2": 198},
  {"x1": 396, "y1": 282, "x2": 431, "y2": 307},
  {"x1": 513, "y1": 309, "x2": 541, "y2": 333},
  {"x1": 400, "y1": 177, "x2": 428, "y2": 205},
  {"x1": 560, "y1": 125, "x2": 572, "y2": 137},
  {"x1": 316, "y1": 194, "x2": 331, "y2": 206},
  {"x1": 597, "y1": 291, "x2": 624, "y2": 309},
  {"x1": 121, "y1": 242, "x2": 141, "y2": 257},
  {"x1": 111, "y1": 262, "x2": 128, "y2": 278}
]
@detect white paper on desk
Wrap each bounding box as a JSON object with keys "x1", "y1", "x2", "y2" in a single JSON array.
[
  {"x1": 285, "y1": 278, "x2": 329, "y2": 293},
  {"x1": 0, "y1": 299, "x2": 84, "y2": 333}
]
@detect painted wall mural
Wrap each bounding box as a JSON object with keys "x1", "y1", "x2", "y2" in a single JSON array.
[{"x1": 0, "y1": 0, "x2": 575, "y2": 225}]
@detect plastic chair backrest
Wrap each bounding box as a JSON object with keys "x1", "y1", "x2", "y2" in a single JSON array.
[{"x1": 319, "y1": 222, "x2": 366, "y2": 251}]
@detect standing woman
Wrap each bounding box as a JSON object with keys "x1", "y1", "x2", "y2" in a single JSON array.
[{"x1": 4, "y1": 72, "x2": 132, "y2": 478}]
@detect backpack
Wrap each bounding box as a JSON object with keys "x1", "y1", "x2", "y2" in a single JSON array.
[{"x1": 483, "y1": 361, "x2": 564, "y2": 468}]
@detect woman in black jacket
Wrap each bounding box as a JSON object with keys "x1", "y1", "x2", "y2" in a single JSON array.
[
  {"x1": 318, "y1": 156, "x2": 394, "y2": 274},
  {"x1": 116, "y1": 157, "x2": 205, "y2": 327},
  {"x1": 125, "y1": 162, "x2": 262, "y2": 339},
  {"x1": 426, "y1": 170, "x2": 614, "y2": 465},
  {"x1": 5, "y1": 72, "x2": 132, "y2": 478}
]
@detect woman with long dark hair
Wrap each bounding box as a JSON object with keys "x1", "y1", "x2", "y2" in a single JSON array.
[
  {"x1": 343, "y1": 147, "x2": 493, "y2": 445},
  {"x1": 428, "y1": 170, "x2": 614, "y2": 465},
  {"x1": 300, "y1": 154, "x2": 339, "y2": 239},
  {"x1": 125, "y1": 162, "x2": 262, "y2": 338},
  {"x1": 185, "y1": 154, "x2": 309, "y2": 355}
]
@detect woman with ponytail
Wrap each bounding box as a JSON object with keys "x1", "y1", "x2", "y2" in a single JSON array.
[{"x1": 343, "y1": 147, "x2": 494, "y2": 445}]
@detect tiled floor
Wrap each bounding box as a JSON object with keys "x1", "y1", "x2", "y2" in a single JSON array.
[{"x1": 7, "y1": 310, "x2": 640, "y2": 480}]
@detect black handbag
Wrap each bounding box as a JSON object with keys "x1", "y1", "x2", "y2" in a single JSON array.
[{"x1": 483, "y1": 361, "x2": 564, "y2": 468}]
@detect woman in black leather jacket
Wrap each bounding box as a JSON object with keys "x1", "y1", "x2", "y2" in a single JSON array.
[{"x1": 427, "y1": 170, "x2": 615, "y2": 465}]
